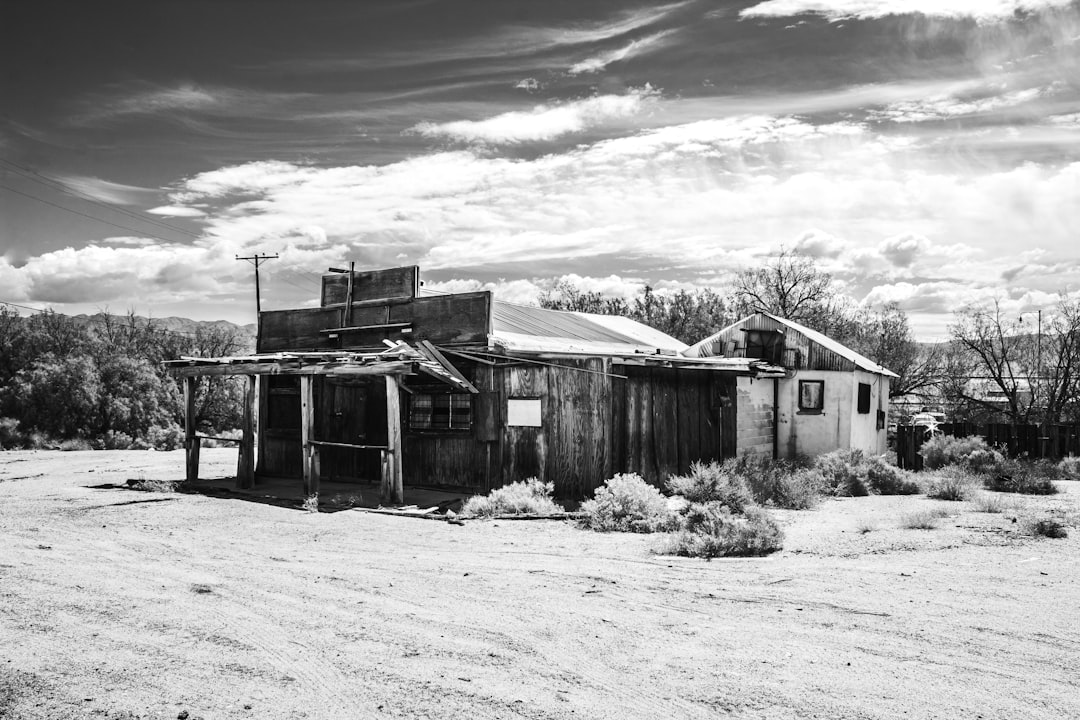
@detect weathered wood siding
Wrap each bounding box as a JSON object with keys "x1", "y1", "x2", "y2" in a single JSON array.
[
  {"x1": 613, "y1": 366, "x2": 729, "y2": 486},
  {"x1": 321, "y1": 265, "x2": 419, "y2": 306},
  {"x1": 256, "y1": 355, "x2": 739, "y2": 498},
  {"x1": 694, "y1": 314, "x2": 859, "y2": 372},
  {"x1": 256, "y1": 292, "x2": 493, "y2": 352}
]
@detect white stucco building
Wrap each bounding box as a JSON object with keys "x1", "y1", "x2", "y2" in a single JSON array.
[{"x1": 684, "y1": 313, "x2": 899, "y2": 459}]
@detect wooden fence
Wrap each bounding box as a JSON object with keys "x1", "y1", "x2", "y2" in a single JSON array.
[{"x1": 895, "y1": 422, "x2": 1080, "y2": 471}]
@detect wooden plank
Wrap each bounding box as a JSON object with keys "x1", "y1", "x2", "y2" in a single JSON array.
[
  {"x1": 419, "y1": 340, "x2": 479, "y2": 393},
  {"x1": 184, "y1": 376, "x2": 200, "y2": 483},
  {"x1": 236, "y1": 375, "x2": 256, "y2": 489},
  {"x1": 300, "y1": 375, "x2": 318, "y2": 502},
  {"x1": 308, "y1": 440, "x2": 389, "y2": 450},
  {"x1": 258, "y1": 307, "x2": 342, "y2": 353},
  {"x1": 384, "y1": 375, "x2": 404, "y2": 505},
  {"x1": 321, "y1": 265, "x2": 419, "y2": 306},
  {"x1": 320, "y1": 322, "x2": 411, "y2": 334}
]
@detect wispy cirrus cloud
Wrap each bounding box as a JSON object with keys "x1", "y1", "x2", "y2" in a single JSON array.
[
  {"x1": 870, "y1": 86, "x2": 1048, "y2": 123},
  {"x1": 740, "y1": 0, "x2": 1076, "y2": 21},
  {"x1": 53, "y1": 175, "x2": 158, "y2": 205},
  {"x1": 408, "y1": 87, "x2": 659, "y2": 144},
  {"x1": 567, "y1": 30, "x2": 677, "y2": 75}
]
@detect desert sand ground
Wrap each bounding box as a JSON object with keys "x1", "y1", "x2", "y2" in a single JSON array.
[{"x1": 1, "y1": 449, "x2": 1078, "y2": 720}]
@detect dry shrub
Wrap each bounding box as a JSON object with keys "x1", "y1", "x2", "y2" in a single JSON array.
[
  {"x1": 579, "y1": 473, "x2": 677, "y2": 532},
  {"x1": 709, "y1": 454, "x2": 824, "y2": 510},
  {"x1": 58, "y1": 438, "x2": 92, "y2": 451},
  {"x1": 924, "y1": 469, "x2": 977, "y2": 501},
  {"x1": 1026, "y1": 517, "x2": 1068, "y2": 539},
  {"x1": 461, "y1": 478, "x2": 564, "y2": 518},
  {"x1": 921, "y1": 435, "x2": 1003, "y2": 473},
  {"x1": 666, "y1": 460, "x2": 753, "y2": 512},
  {"x1": 900, "y1": 507, "x2": 950, "y2": 530},
  {"x1": 1059, "y1": 456, "x2": 1080, "y2": 481},
  {"x1": 985, "y1": 460, "x2": 1059, "y2": 495},
  {"x1": 970, "y1": 492, "x2": 1009, "y2": 514},
  {"x1": 129, "y1": 476, "x2": 180, "y2": 493},
  {"x1": 662, "y1": 504, "x2": 783, "y2": 558},
  {"x1": 814, "y1": 449, "x2": 868, "y2": 496},
  {"x1": 865, "y1": 456, "x2": 921, "y2": 495}
]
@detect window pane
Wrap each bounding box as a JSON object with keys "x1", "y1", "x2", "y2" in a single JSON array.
[{"x1": 799, "y1": 380, "x2": 823, "y2": 410}]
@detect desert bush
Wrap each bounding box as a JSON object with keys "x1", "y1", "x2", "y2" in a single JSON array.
[
  {"x1": 147, "y1": 424, "x2": 185, "y2": 451},
  {"x1": 461, "y1": 478, "x2": 564, "y2": 518},
  {"x1": 1059, "y1": 456, "x2": 1080, "y2": 481},
  {"x1": 865, "y1": 455, "x2": 921, "y2": 495},
  {"x1": 814, "y1": 449, "x2": 868, "y2": 496},
  {"x1": 0, "y1": 417, "x2": 25, "y2": 449},
  {"x1": 98, "y1": 430, "x2": 135, "y2": 450},
  {"x1": 924, "y1": 469, "x2": 977, "y2": 501},
  {"x1": 921, "y1": 434, "x2": 1003, "y2": 473},
  {"x1": 970, "y1": 492, "x2": 1009, "y2": 514},
  {"x1": 58, "y1": 438, "x2": 92, "y2": 451},
  {"x1": 662, "y1": 503, "x2": 783, "y2": 558},
  {"x1": 579, "y1": 473, "x2": 677, "y2": 532},
  {"x1": 899, "y1": 507, "x2": 950, "y2": 529},
  {"x1": 666, "y1": 460, "x2": 753, "y2": 512},
  {"x1": 714, "y1": 454, "x2": 824, "y2": 509},
  {"x1": 985, "y1": 460, "x2": 1059, "y2": 495},
  {"x1": 1026, "y1": 517, "x2": 1068, "y2": 539}
]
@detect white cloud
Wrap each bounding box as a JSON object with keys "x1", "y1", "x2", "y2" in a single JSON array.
[
  {"x1": 870, "y1": 87, "x2": 1046, "y2": 123},
  {"x1": 740, "y1": 0, "x2": 1075, "y2": 22},
  {"x1": 54, "y1": 175, "x2": 156, "y2": 205},
  {"x1": 147, "y1": 206, "x2": 206, "y2": 217},
  {"x1": 567, "y1": 30, "x2": 677, "y2": 75},
  {"x1": 409, "y1": 88, "x2": 659, "y2": 144}
]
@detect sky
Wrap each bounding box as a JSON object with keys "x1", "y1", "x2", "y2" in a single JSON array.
[{"x1": 2, "y1": 0, "x2": 1079, "y2": 340}]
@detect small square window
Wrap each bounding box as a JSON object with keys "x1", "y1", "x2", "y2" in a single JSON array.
[
  {"x1": 857, "y1": 383, "x2": 872, "y2": 414},
  {"x1": 798, "y1": 380, "x2": 824, "y2": 412}
]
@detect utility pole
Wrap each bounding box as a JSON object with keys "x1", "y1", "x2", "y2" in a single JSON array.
[{"x1": 236, "y1": 253, "x2": 278, "y2": 316}]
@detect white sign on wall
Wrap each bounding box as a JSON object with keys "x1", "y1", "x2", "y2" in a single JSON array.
[{"x1": 507, "y1": 398, "x2": 542, "y2": 427}]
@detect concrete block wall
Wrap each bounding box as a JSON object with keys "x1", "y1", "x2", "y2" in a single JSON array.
[{"x1": 736, "y1": 377, "x2": 774, "y2": 457}]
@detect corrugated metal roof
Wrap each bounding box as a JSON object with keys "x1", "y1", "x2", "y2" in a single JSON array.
[
  {"x1": 684, "y1": 312, "x2": 899, "y2": 377},
  {"x1": 491, "y1": 301, "x2": 687, "y2": 354}
]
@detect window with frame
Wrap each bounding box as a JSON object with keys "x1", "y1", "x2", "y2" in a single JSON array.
[
  {"x1": 267, "y1": 375, "x2": 301, "y2": 430},
  {"x1": 857, "y1": 382, "x2": 872, "y2": 414},
  {"x1": 798, "y1": 380, "x2": 824, "y2": 412},
  {"x1": 408, "y1": 392, "x2": 472, "y2": 431}
]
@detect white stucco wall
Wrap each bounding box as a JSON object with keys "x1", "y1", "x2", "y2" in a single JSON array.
[
  {"x1": 848, "y1": 369, "x2": 889, "y2": 456},
  {"x1": 774, "y1": 369, "x2": 890, "y2": 459},
  {"x1": 775, "y1": 370, "x2": 851, "y2": 460}
]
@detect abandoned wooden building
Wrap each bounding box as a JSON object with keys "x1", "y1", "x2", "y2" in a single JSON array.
[{"x1": 166, "y1": 265, "x2": 788, "y2": 504}]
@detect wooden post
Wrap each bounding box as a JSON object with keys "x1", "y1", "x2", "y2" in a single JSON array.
[
  {"x1": 184, "y1": 376, "x2": 200, "y2": 483},
  {"x1": 236, "y1": 375, "x2": 256, "y2": 489},
  {"x1": 300, "y1": 375, "x2": 319, "y2": 504},
  {"x1": 383, "y1": 374, "x2": 404, "y2": 505}
]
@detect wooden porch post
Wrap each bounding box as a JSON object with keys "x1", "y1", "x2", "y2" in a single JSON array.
[
  {"x1": 183, "y1": 376, "x2": 200, "y2": 483},
  {"x1": 300, "y1": 375, "x2": 319, "y2": 503},
  {"x1": 382, "y1": 374, "x2": 404, "y2": 505},
  {"x1": 236, "y1": 374, "x2": 256, "y2": 489}
]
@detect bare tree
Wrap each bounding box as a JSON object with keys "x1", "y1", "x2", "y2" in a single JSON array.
[
  {"x1": 731, "y1": 247, "x2": 836, "y2": 324},
  {"x1": 947, "y1": 296, "x2": 1080, "y2": 424},
  {"x1": 844, "y1": 303, "x2": 946, "y2": 399}
]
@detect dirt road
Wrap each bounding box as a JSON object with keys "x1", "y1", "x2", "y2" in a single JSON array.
[{"x1": 1, "y1": 449, "x2": 1078, "y2": 719}]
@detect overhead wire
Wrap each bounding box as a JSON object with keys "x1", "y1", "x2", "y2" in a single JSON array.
[{"x1": 0, "y1": 158, "x2": 197, "y2": 238}]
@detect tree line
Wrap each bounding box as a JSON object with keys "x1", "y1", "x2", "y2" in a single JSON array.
[
  {"x1": 0, "y1": 308, "x2": 250, "y2": 449},
  {"x1": 541, "y1": 249, "x2": 1080, "y2": 425}
]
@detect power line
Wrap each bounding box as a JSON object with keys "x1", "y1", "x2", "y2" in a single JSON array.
[
  {"x1": 0, "y1": 159, "x2": 197, "y2": 239},
  {"x1": 0, "y1": 183, "x2": 186, "y2": 245}
]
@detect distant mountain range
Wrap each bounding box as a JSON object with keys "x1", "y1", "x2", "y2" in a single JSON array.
[{"x1": 69, "y1": 313, "x2": 257, "y2": 346}]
